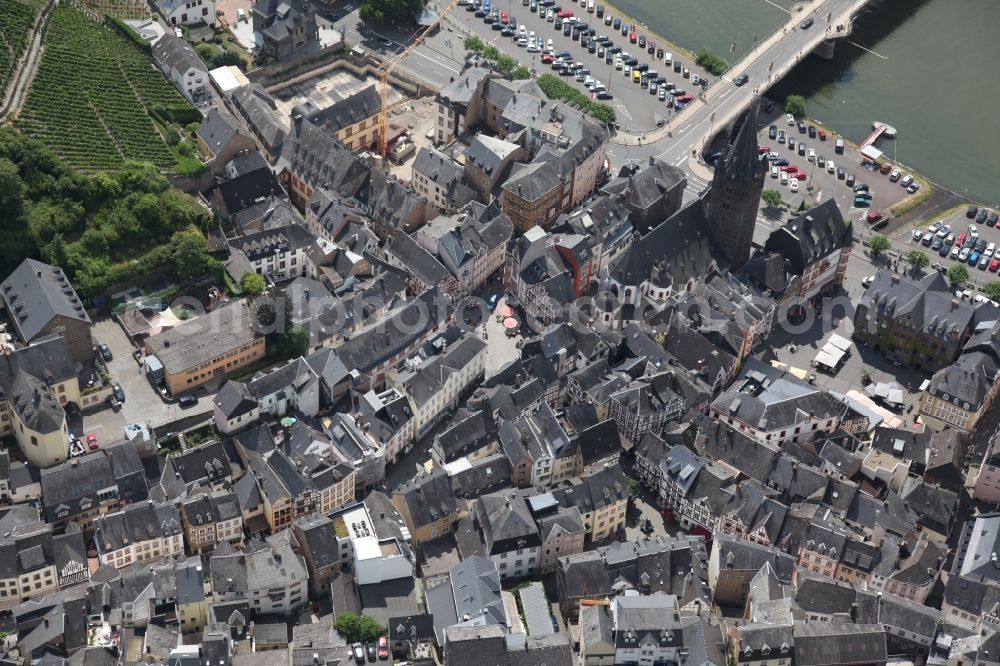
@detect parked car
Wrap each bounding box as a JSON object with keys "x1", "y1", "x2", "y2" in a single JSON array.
[
  {"x1": 366, "y1": 643, "x2": 377, "y2": 662},
  {"x1": 786, "y1": 113, "x2": 795, "y2": 125},
  {"x1": 178, "y1": 394, "x2": 199, "y2": 407},
  {"x1": 866, "y1": 211, "x2": 883, "y2": 224},
  {"x1": 352, "y1": 644, "x2": 365, "y2": 662},
  {"x1": 112, "y1": 384, "x2": 125, "y2": 403},
  {"x1": 967, "y1": 205, "x2": 979, "y2": 218},
  {"x1": 912, "y1": 229, "x2": 924, "y2": 242},
  {"x1": 845, "y1": 173, "x2": 855, "y2": 186},
  {"x1": 888, "y1": 169, "x2": 901, "y2": 182},
  {"x1": 378, "y1": 637, "x2": 389, "y2": 660},
  {"x1": 990, "y1": 258, "x2": 1000, "y2": 272},
  {"x1": 945, "y1": 233, "x2": 956, "y2": 246},
  {"x1": 97, "y1": 343, "x2": 113, "y2": 362},
  {"x1": 899, "y1": 174, "x2": 913, "y2": 188},
  {"x1": 921, "y1": 232, "x2": 934, "y2": 246},
  {"x1": 87, "y1": 433, "x2": 99, "y2": 450}
]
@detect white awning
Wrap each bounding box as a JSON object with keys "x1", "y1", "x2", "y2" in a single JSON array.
[
  {"x1": 814, "y1": 350, "x2": 841, "y2": 369},
  {"x1": 827, "y1": 333, "x2": 851, "y2": 352}
]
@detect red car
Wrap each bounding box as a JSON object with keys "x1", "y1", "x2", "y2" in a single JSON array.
[
  {"x1": 786, "y1": 165, "x2": 799, "y2": 174},
  {"x1": 629, "y1": 31, "x2": 637, "y2": 43},
  {"x1": 541, "y1": 53, "x2": 554, "y2": 63},
  {"x1": 757, "y1": 145, "x2": 770, "y2": 154},
  {"x1": 866, "y1": 211, "x2": 883, "y2": 223},
  {"x1": 86, "y1": 433, "x2": 99, "y2": 450},
  {"x1": 557, "y1": 9, "x2": 573, "y2": 17},
  {"x1": 796, "y1": 172, "x2": 807, "y2": 180},
  {"x1": 818, "y1": 130, "x2": 827, "y2": 140},
  {"x1": 377, "y1": 636, "x2": 389, "y2": 659},
  {"x1": 500, "y1": 10, "x2": 508, "y2": 23},
  {"x1": 991, "y1": 258, "x2": 1000, "y2": 273},
  {"x1": 956, "y1": 233, "x2": 967, "y2": 247},
  {"x1": 675, "y1": 93, "x2": 693, "y2": 103}
]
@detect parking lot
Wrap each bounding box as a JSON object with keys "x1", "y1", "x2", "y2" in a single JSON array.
[
  {"x1": 88, "y1": 319, "x2": 215, "y2": 435},
  {"x1": 902, "y1": 205, "x2": 1000, "y2": 289},
  {"x1": 455, "y1": 0, "x2": 713, "y2": 132},
  {"x1": 752, "y1": 109, "x2": 912, "y2": 237}
]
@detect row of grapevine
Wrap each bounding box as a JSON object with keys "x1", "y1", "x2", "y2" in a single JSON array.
[
  {"x1": 16, "y1": 5, "x2": 197, "y2": 172},
  {"x1": 0, "y1": 0, "x2": 44, "y2": 94},
  {"x1": 77, "y1": 0, "x2": 149, "y2": 20}
]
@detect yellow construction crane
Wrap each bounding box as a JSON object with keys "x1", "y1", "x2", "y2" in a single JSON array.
[{"x1": 377, "y1": 0, "x2": 461, "y2": 157}]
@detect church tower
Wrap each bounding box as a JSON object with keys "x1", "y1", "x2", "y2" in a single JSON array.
[{"x1": 704, "y1": 100, "x2": 768, "y2": 269}]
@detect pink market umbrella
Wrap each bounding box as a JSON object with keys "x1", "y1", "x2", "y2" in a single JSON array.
[
  {"x1": 503, "y1": 317, "x2": 519, "y2": 329},
  {"x1": 501, "y1": 305, "x2": 514, "y2": 318}
]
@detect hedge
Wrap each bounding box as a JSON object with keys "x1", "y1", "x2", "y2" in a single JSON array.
[
  {"x1": 105, "y1": 15, "x2": 150, "y2": 54},
  {"x1": 536, "y1": 74, "x2": 616, "y2": 124}
]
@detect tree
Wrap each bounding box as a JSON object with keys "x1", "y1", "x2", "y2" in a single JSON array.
[
  {"x1": 463, "y1": 35, "x2": 485, "y2": 53},
  {"x1": 241, "y1": 272, "x2": 266, "y2": 295},
  {"x1": 495, "y1": 54, "x2": 516, "y2": 75},
  {"x1": 511, "y1": 65, "x2": 531, "y2": 80},
  {"x1": 334, "y1": 613, "x2": 385, "y2": 644},
  {"x1": 985, "y1": 282, "x2": 1000, "y2": 303},
  {"x1": 947, "y1": 264, "x2": 969, "y2": 288},
  {"x1": 274, "y1": 324, "x2": 309, "y2": 360},
  {"x1": 624, "y1": 475, "x2": 641, "y2": 499},
  {"x1": 785, "y1": 94, "x2": 806, "y2": 118},
  {"x1": 171, "y1": 229, "x2": 215, "y2": 281},
  {"x1": 359, "y1": 0, "x2": 426, "y2": 24},
  {"x1": 868, "y1": 234, "x2": 890, "y2": 257},
  {"x1": 0, "y1": 157, "x2": 24, "y2": 220},
  {"x1": 905, "y1": 249, "x2": 929, "y2": 273},
  {"x1": 761, "y1": 188, "x2": 782, "y2": 208},
  {"x1": 694, "y1": 50, "x2": 728, "y2": 76}
]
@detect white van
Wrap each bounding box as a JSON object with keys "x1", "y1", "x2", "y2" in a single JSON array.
[
  {"x1": 518, "y1": 24, "x2": 526, "y2": 36},
  {"x1": 587, "y1": 0, "x2": 594, "y2": 12},
  {"x1": 237, "y1": 7, "x2": 246, "y2": 20},
  {"x1": 546, "y1": 38, "x2": 553, "y2": 51},
  {"x1": 664, "y1": 52, "x2": 672, "y2": 66}
]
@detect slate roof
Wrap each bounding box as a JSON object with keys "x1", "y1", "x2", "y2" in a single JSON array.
[
  {"x1": 216, "y1": 167, "x2": 282, "y2": 216},
  {"x1": 231, "y1": 84, "x2": 287, "y2": 157},
  {"x1": 403, "y1": 335, "x2": 486, "y2": 408},
  {"x1": 280, "y1": 117, "x2": 369, "y2": 198},
  {"x1": 438, "y1": 67, "x2": 491, "y2": 107},
  {"x1": 387, "y1": 231, "x2": 448, "y2": 287},
  {"x1": 793, "y1": 622, "x2": 887, "y2": 666},
  {"x1": 1, "y1": 259, "x2": 91, "y2": 340},
  {"x1": 9, "y1": 371, "x2": 64, "y2": 434},
  {"x1": 925, "y1": 348, "x2": 1000, "y2": 411},
  {"x1": 40, "y1": 452, "x2": 115, "y2": 522},
  {"x1": 196, "y1": 109, "x2": 239, "y2": 156},
  {"x1": 764, "y1": 198, "x2": 852, "y2": 275},
  {"x1": 714, "y1": 535, "x2": 795, "y2": 580},
  {"x1": 413, "y1": 147, "x2": 465, "y2": 190},
  {"x1": 335, "y1": 288, "x2": 451, "y2": 375},
  {"x1": 476, "y1": 493, "x2": 541, "y2": 555},
  {"x1": 861, "y1": 269, "x2": 976, "y2": 341},
  {"x1": 394, "y1": 468, "x2": 466, "y2": 531},
  {"x1": 501, "y1": 160, "x2": 563, "y2": 202},
  {"x1": 93, "y1": 501, "x2": 182, "y2": 553},
  {"x1": 145, "y1": 302, "x2": 261, "y2": 376},
  {"x1": 607, "y1": 192, "x2": 720, "y2": 290},
  {"x1": 306, "y1": 84, "x2": 381, "y2": 133},
  {"x1": 712, "y1": 358, "x2": 843, "y2": 433},
  {"x1": 152, "y1": 33, "x2": 207, "y2": 76}
]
